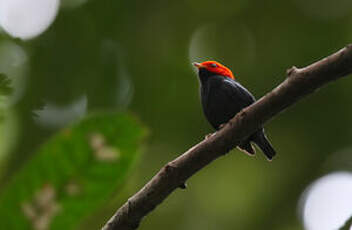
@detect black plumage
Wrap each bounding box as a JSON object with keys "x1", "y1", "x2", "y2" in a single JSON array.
[{"x1": 196, "y1": 65, "x2": 276, "y2": 160}]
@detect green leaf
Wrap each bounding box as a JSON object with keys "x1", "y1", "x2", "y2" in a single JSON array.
[{"x1": 0, "y1": 112, "x2": 147, "y2": 230}]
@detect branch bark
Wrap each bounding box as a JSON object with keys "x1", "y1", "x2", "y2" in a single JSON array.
[{"x1": 102, "y1": 44, "x2": 352, "y2": 230}]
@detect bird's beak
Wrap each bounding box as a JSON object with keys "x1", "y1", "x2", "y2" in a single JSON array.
[{"x1": 192, "y1": 62, "x2": 204, "y2": 69}]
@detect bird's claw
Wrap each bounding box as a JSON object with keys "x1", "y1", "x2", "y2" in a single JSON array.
[{"x1": 205, "y1": 133, "x2": 214, "y2": 139}]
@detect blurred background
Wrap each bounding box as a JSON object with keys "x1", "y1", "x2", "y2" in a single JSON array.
[{"x1": 1, "y1": 0, "x2": 352, "y2": 229}]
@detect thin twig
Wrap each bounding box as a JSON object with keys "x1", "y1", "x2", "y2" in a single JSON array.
[{"x1": 102, "y1": 44, "x2": 352, "y2": 230}]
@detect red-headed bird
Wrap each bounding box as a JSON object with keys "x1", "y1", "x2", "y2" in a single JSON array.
[{"x1": 193, "y1": 61, "x2": 276, "y2": 160}]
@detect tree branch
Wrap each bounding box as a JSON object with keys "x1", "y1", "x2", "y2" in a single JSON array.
[{"x1": 102, "y1": 44, "x2": 352, "y2": 230}]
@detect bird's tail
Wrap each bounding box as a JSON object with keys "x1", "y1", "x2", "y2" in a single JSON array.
[{"x1": 252, "y1": 130, "x2": 276, "y2": 161}]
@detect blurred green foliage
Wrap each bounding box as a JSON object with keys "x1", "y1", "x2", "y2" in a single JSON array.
[
  {"x1": 0, "y1": 73, "x2": 16, "y2": 176},
  {"x1": 0, "y1": 74, "x2": 12, "y2": 97},
  {"x1": 0, "y1": 73, "x2": 12, "y2": 119},
  {"x1": 0, "y1": 113, "x2": 146, "y2": 230},
  {"x1": 0, "y1": 0, "x2": 352, "y2": 229}
]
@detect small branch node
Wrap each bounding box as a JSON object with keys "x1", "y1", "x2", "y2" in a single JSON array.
[
  {"x1": 240, "y1": 110, "x2": 247, "y2": 117},
  {"x1": 164, "y1": 163, "x2": 177, "y2": 173},
  {"x1": 286, "y1": 66, "x2": 298, "y2": 77},
  {"x1": 204, "y1": 133, "x2": 214, "y2": 140}
]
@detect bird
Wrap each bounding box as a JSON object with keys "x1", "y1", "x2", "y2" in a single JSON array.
[{"x1": 193, "y1": 60, "x2": 276, "y2": 160}]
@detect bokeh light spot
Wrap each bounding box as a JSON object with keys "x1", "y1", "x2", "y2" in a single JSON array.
[
  {"x1": 34, "y1": 95, "x2": 87, "y2": 128},
  {"x1": 300, "y1": 172, "x2": 352, "y2": 230},
  {"x1": 0, "y1": 0, "x2": 59, "y2": 40}
]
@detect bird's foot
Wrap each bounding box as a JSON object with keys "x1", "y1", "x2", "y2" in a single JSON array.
[
  {"x1": 205, "y1": 133, "x2": 214, "y2": 139},
  {"x1": 219, "y1": 123, "x2": 226, "y2": 129}
]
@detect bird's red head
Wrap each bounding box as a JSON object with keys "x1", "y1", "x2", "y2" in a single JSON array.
[{"x1": 193, "y1": 61, "x2": 235, "y2": 79}]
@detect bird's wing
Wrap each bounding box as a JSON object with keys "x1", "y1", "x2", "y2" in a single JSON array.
[{"x1": 222, "y1": 78, "x2": 256, "y2": 107}]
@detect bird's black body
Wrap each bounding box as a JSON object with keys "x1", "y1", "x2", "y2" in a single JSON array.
[{"x1": 198, "y1": 68, "x2": 276, "y2": 160}]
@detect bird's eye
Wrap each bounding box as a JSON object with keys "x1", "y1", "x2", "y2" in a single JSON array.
[{"x1": 210, "y1": 63, "x2": 217, "y2": 68}]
